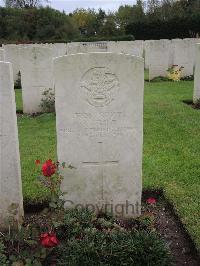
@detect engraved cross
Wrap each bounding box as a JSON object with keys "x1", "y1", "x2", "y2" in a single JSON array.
[{"x1": 82, "y1": 142, "x2": 119, "y2": 200}]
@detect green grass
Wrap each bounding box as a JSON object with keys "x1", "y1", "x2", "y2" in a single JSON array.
[
  {"x1": 15, "y1": 81, "x2": 200, "y2": 249},
  {"x1": 15, "y1": 88, "x2": 23, "y2": 112}
]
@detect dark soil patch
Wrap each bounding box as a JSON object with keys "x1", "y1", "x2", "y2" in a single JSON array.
[
  {"x1": 142, "y1": 190, "x2": 199, "y2": 265},
  {"x1": 16, "y1": 110, "x2": 23, "y2": 115},
  {"x1": 16, "y1": 111, "x2": 46, "y2": 117},
  {"x1": 182, "y1": 100, "x2": 200, "y2": 109}
]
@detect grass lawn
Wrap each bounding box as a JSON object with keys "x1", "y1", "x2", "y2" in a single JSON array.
[{"x1": 15, "y1": 80, "x2": 200, "y2": 249}]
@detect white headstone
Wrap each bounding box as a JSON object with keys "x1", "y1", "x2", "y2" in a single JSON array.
[
  {"x1": 107, "y1": 41, "x2": 144, "y2": 57},
  {"x1": 53, "y1": 43, "x2": 67, "y2": 57},
  {"x1": 20, "y1": 46, "x2": 54, "y2": 114},
  {"x1": 54, "y1": 53, "x2": 144, "y2": 217},
  {"x1": 0, "y1": 49, "x2": 5, "y2": 61},
  {"x1": 3, "y1": 44, "x2": 20, "y2": 81},
  {"x1": 194, "y1": 43, "x2": 200, "y2": 102},
  {"x1": 144, "y1": 40, "x2": 154, "y2": 69},
  {"x1": 149, "y1": 40, "x2": 171, "y2": 80},
  {"x1": 67, "y1": 42, "x2": 108, "y2": 54},
  {"x1": 172, "y1": 39, "x2": 194, "y2": 77},
  {"x1": 0, "y1": 62, "x2": 23, "y2": 229}
]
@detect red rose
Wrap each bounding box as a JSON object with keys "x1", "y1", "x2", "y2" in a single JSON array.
[
  {"x1": 35, "y1": 159, "x2": 40, "y2": 165},
  {"x1": 42, "y1": 160, "x2": 56, "y2": 177},
  {"x1": 40, "y1": 232, "x2": 59, "y2": 248},
  {"x1": 146, "y1": 197, "x2": 156, "y2": 204}
]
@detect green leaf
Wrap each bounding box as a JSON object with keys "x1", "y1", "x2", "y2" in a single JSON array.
[
  {"x1": 49, "y1": 202, "x2": 57, "y2": 208},
  {"x1": 61, "y1": 162, "x2": 66, "y2": 168},
  {"x1": 24, "y1": 239, "x2": 38, "y2": 246}
]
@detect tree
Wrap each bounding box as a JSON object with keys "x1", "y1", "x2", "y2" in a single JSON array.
[
  {"x1": 4, "y1": 0, "x2": 48, "y2": 8},
  {"x1": 116, "y1": 1, "x2": 145, "y2": 32},
  {"x1": 99, "y1": 15, "x2": 121, "y2": 36},
  {"x1": 72, "y1": 8, "x2": 97, "y2": 35}
]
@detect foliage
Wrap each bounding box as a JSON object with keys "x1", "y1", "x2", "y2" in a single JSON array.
[
  {"x1": 181, "y1": 75, "x2": 194, "y2": 81},
  {"x1": 125, "y1": 1, "x2": 200, "y2": 39},
  {"x1": 149, "y1": 76, "x2": 169, "y2": 82},
  {"x1": 0, "y1": 152, "x2": 171, "y2": 265},
  {"x1": 14, "y1": 71, "x2": 21, "y2": 89},
  {"x1": 0, "y1": 224, "x2": 55, "y2": 265},
  {"x1": 72, "y1": 34, "x2": 134, "y2": 42},
  {"x1": 193, "y1": 98, "x2": 200, "y2": 109},
  {"x1": 51, "y1": 208, "x2": 172, "y2": 266},
  {"x1": 4, "y1": 0, "x2": 48, "y2": 8},
  {"x1": 0, "y1": 206, "x2": 172, "y2": 265},
  {"x1": 0, "y1": 240, "x2": 8, "y2": 265},
  {"x1": 36, "y1": 159, "x2": 71, "y2": 210},
  {"x1": 167, "y1": 65, "x2": 184, "y2": 81},
  {"x1": 39, "y1": 88, "x2": 55, "y2": 113},
  {"x1": 0, "y1": 7, "x2": 79, "y2": 42},
  {"x1": 2, "y1": 1, "x2": 200, "y2": 41}
]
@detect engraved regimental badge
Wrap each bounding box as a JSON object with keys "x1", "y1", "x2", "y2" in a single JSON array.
[{"x1": 80, "y1": 67, "x2": 119, "y2": 107}]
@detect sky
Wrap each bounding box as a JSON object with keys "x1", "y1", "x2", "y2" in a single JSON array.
[{"x1": 0, "y1": 0, "x2": 135, "y2": 13}]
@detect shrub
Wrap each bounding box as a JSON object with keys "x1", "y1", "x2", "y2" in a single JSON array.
[
  {"x1": 72, "y1": 34, "x2": 135, "y2": 42},
  {"x1": 14, "y1": 71, "x2": 21, "y2": 89},
  {"x1": 0, "y1": 240, "x2": 8, "y2": 265},
  {"x1": 167, "y1": 65, "x2": 184, "y2": 81},
  {"x1": 40, "y1": 88, "x2": 55, "y2": 113},
  {"x1": 49, "y1": 208, "x2": 173, "y2": 266},
  {"x1": 193, "y1": 98, "x2": 200, "y2": 109},
  {"x1": 181, "y1": 75, "x2": 194, "y2": 81}
]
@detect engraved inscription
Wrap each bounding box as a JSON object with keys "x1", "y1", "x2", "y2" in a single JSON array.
[
  {"x1": 80, "y1": 67, "x2": 119, "y2": 107},
  {"x1": 59, "y1": 112, "x2": 135, "y2": 138}
]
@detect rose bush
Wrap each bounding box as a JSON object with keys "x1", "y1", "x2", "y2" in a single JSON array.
[
  {"x1": 42, "y1": 159, "x2": 56, "y2": 177},
  {"x1": 40, "y1": 232, "x2": 59, "y2": 248}
]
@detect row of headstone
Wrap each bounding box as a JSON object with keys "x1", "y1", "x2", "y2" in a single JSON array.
[
  {"x1": 146, "y1": 38, "x2": 200, "y2": 79},
  {"x1": 2, "y1": 43, "x2": 68, "y2": 82},
  {"x1": 3, "y1": 38, "x2": 198, "y2": 83},
  {"x1": 0, "y1": 52, "x2": 144, "y2": 229},
  {"x1": 2, "y1": 38, "x2": 199, "y2": 114},
  {"x1": 67, "y1": 41, "x2": 144, "y2": 58}
]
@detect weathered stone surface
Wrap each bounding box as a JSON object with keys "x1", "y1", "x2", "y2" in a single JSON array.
[
  {"x1": 53, "y1": 43, "x2": 67, "y2": 57},
  {"x1": 0, "y1": 62, "x2": 23, "y2": 229},
  {"x1": 0, "y1": 49, "x2": 5, "y2": 61},
  {"x1": 149, "y1": 40, "x2": 171, "y2": 80},
  {"x1": 194, "y1": 43, "x2": 200, "y2": 102},
  {"x1": 20, "y1": 46, "x2": 54, "y2": 113},
  {"x1": 54, "y1": 53, "x2": 144, "y2": 217}
]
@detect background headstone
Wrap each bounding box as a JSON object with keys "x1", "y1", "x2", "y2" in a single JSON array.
[
  {"x1": 194, "y1": 43, "x2": 200, "y2": 102},
  {"x1": 20, "y1": 46, "x2": 54, "y2": 114},
  {"x1": 107, "y1": 41, "x2": 144, "y2": 57},
  {"x1": 149, "y1": 40, "x2": 171, "y2": 80},
  {"x1": 54, "y1": 53, "x2": 144, "y2": 217},
  {"x1": 172, "y1": 39, "x2": 194, "y2": 77},
  {"x1": 0, "y1": 62, "x2": 23, "y2": 229},
  {"x1": 3, "y1": 44, "x2": 20, "y2": 82},
  {"x1": 0, "y1": 49, "x2": 5, "y2": 61},
  {"x1": 144, "y1": 40, "x2": 153, "y2": 69},
  {"x1": 53, "y1": 43, "x2": 67, "y2": 57},
  {"x1": 67, "y1": 42, "x2": 108, "y2": 54}
]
